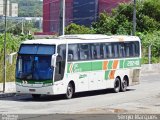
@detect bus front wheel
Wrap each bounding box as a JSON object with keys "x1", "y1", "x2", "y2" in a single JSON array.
[
  {"x1": 113, "y1": 77, "x2": 120, "y2": 93},
  {"x1": 65, "y1": 83, "x2": 74, "y2": 99}
]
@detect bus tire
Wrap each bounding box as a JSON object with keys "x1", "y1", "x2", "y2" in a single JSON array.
[
  {"x1": 120, "y1": 77, "x2": 128, "y2": 92},
  {"x1": 32, "y1": 94, "x2": 41, "y2": 99},
  {"x1": 65, "y1": 83, "x2": 74, "y2": 99},
  {"x1": 113, "y1": 77, "x2": 120, "y2": 93}
]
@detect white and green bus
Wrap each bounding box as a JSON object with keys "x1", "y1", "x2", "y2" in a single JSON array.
[{"x1": 15, "y1": 34, "x2": 141, "y2": 99}]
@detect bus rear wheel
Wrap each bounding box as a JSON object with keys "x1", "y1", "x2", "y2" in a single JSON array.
[
  {"x1": 32, "y1": 94, "x2": 41, "y2": 99},
  {"x1": 120, "y1": 78, "x2": 128, "y2": 92},
  {"x1": 65, "y1": 83, "x2": 74, "y2": 99},
  {"x1": 113, "y1": 77, "x2": 120, "y2": 93}
]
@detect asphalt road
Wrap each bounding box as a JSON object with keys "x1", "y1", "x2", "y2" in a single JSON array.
[{"x1": 0, "y1": 73, "x2": 160, "y2": 115}]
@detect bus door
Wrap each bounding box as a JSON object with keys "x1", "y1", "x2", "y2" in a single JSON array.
[{"x1": 54, "y1": 45, "x2": 66, "y2": 82}]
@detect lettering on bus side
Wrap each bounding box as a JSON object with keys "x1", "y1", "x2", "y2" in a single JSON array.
[
  {"x1": 125, "y1": 59, "x2": 140, "y2": 68},
  {"x1": 79, "y1": 74, "x2": 87, "y2": 79},
  {"x1": 73, "y1": 64, "x2": 82, "y2": 72}
]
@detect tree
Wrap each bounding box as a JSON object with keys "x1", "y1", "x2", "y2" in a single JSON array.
[
  {"x1": 92, "y1": 13, "x2": 118, "y2": 35},
  {"x1": 137, "y1": 15, "x2": 160, "y2": 32},
  {"x1": 65, "y1": 23, "x2": 95, "y2": 34},
  {"x1": 140, "y1": 31, "x2": 160, "y2": 56},
  {"x1": 93, "y1": 0, "x2": 160, "y2": 34},
  {"x1": 140, "y1": 0, "x2": 160, "y2": 22},
  {"x1": 92, "y1": 0, "x2": 160, "y2": 63}
]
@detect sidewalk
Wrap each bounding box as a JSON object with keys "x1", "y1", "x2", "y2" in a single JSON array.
[{"x1": 0, "y1": 82, "x2": 16, "y2": 98}]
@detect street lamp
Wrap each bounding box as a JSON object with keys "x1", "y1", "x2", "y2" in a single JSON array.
[{"x1": 21, "y1": 18, "x2": 24, "y2": 34}]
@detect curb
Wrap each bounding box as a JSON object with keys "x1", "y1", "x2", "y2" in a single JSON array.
[
  {"x1": 140, "y1": 72, "x2": 160, "y2": 77},
  {"x1": 0, "y1": 92, "x2": 16, "y2": 98}
]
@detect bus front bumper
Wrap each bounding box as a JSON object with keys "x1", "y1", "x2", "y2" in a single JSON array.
[{"x1": 16, "y1": 83, "x2": 54, "y2": 95}]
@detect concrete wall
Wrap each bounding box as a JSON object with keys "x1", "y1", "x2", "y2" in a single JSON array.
[{"x1": 141, "y1": 63, "x2": 160, "y2": 74}]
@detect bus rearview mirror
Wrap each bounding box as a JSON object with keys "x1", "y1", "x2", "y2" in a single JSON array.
[{"x1": 51, "y1": 54, "x2": 58, "y2": 67}]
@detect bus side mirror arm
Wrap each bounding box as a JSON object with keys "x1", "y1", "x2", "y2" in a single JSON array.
[{"x1": 51, "y1": 54, "x2": 58, "y2": 67}]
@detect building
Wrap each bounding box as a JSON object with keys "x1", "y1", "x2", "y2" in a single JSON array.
[
  {"x1": 0, "y1": 0, "x2": 4, "y2": 16},
  {"x1": 43, "y1": 0, "x2": 50, "y2": 33},
  {"x1": 43, "y1": 0, "x2": 73, "y2": 33},
  {"x1": 99, "y1": 0, "x2": 130, "y2": 13},
  {"x1": 73, "y1": 0, "x2": 98, "y2": 26},
  {"x1": 0, "y1": 0, "x2": 10, "y2": 16},
  {"x1": 49, "y1": 0, "x2": 73, "y2": 32},
  {"x1": 0, "y1": 0, "x2": 18, "y2": 17},
  {"x1": 43, "y1": 0, "x2": 131, "y2": 34},
  {"x1": 10, "y1": 3, "x2": 18, "y2": 17}
]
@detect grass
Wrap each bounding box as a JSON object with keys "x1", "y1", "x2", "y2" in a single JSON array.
[
  {"x1": 141, "y1": 57, "x2": 160, "y2": 64},
  {"x1": 0, "y1": 59, "x2": 16, "y2": 83}
]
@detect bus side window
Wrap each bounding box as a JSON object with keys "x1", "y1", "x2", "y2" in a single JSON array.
[
  {"x1": 107, "y1": 44, "x2": 113, "y2": 58},
  {"x1": 103, "y1": 44, "x2": 107, "y2": 58},
  {"x1": 132, "y1": 43, "x2": 136, "y2": 57},
  {"x1": 125, "y1": 42, "x2": 139, "y2": 57},
  {"x1": 131, "y1": 41, "x2": 139, "y2": 57},
  {"x1": 118, "y1": 43, "x2": 125, "y2": 58},
  {"x1": 80, "y1": 44, "x2": 91, "y2": 60},
  {"x1": 68, "y1": 50, "x2": 73, "y2": 61},
  {"x1": 91, "y1": 44, "x2": 101, "y2": 59},
  {"x1": 103, "y1": 43, "x2": 112, "y2": 58},
  {"x1": 58, "y1": 45, "x2": 66, "y2": 61},
  {"x1": 100, "y1": 44, "x2": 104, "y2": 58},
  {"x1": 135, "y1": 42, "x2": 140, "y2": 57},
  {"x1": 68, "y1": 44, "x2": 79, "y2": 61},
  {"x1": 113, "y1": 43, "x2": 118, "y2": 58},
  {"x1": 125, "y1": 43, "x2": 131, "y2": 57}
]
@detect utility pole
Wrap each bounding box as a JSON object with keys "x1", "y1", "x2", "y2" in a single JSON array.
[
  {"x1": 21, "y1": 18, "x2": 24, "y2": 34},
  {"x1": 3, "y1": 0, "x2": 8, "y2": 93},
  {"x1": 59, "y1": 0, "x2": 65, "y2": 36},
  {"x1": 148, "y1": 44, "x2": 152, "y2": 64},
  {"x1": 133, "y1": 0, "x2": 136, "y2": 36}
]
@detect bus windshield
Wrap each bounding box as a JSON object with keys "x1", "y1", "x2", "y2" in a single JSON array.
[
  {"x1": 19, "y1": 44, "x2": 55, "y2": 55},
  {"x1": 16, "y1": 45, "x2": 55, "y2": 80}
]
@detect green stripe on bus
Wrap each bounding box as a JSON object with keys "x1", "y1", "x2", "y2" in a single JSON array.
[
  {"x1": 76, "y1": 62, "x2": 92, "y2": 72},
  {"x1": 108, "y1": 61, "x2": 113, "y2": 69},
  {"x1": 67, "y1": 58, "x2": 141, "y2": 73},
  {"x1": 120, "y1": 60, "x2": 124, "y2": 68},
  {"x1": 16, "y1": 79, "x2": 52, "y2": 84},
  {"x1": 92, "y1": 61, "x2": 102, "y2": 71},
  {"x1": 105, "y1": 70, "x2": 110, "y2": 80},
  {"x1": 67, "y1": 63, "x2": 71, "y2": 73}
]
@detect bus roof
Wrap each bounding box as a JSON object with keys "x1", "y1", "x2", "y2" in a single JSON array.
[{"x1": 22, "y1": 34, "x2": 140, "y2": 45}]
